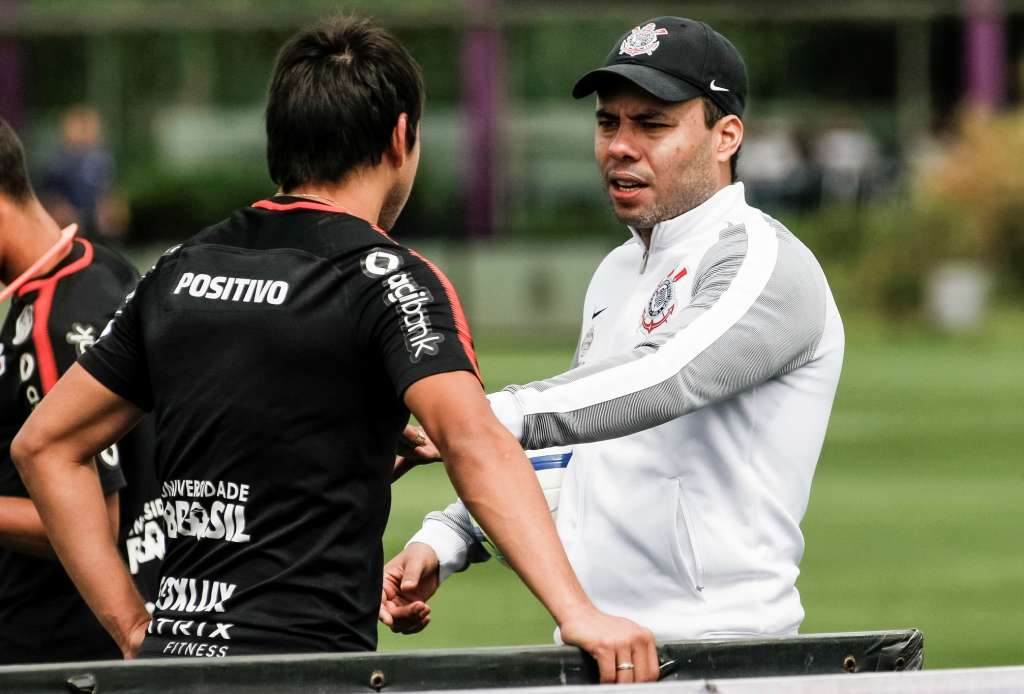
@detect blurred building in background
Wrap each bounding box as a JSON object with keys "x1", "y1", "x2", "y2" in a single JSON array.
[{"x1": 1, "y1": 0, "x2": 1022, "y2": 336}]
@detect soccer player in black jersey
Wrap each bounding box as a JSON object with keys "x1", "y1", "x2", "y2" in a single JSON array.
[
  {"x1": 13, "y1": 18, "x2": 657, "y2": 682},
  {"x1": 0, "y1": 117, "x2": 158, "y2": 663}
]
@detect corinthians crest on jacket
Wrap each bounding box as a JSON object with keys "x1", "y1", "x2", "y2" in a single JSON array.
[
  {"x1": 620, "y1": 23, "x2": 669, "y2": 57},
  {"x1": 641, "y1": 266, "x2": 688, "y2": 333}
]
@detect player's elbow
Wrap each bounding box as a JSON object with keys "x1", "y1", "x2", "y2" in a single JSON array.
[{"x1": 10, "y1": 420, "x2": 49, "y2": 477}]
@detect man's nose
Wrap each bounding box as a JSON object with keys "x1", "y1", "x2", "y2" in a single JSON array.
[{"x1": 607, "y1": 127, "x2": 640, "y2": 161}]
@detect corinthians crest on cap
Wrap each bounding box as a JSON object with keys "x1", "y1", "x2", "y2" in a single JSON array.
[{"x1": 620, "y1": 22, "x2": 669, "y2": 57}]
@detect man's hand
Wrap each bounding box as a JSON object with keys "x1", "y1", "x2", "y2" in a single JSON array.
[
  {"x1": 393, "y1": 425, "x2": 441, "y2": 482},
  {"x1": 379, "y1": 542, "x2": 440, "y2": 633},
  {"x1": 560, "y1": 609, "x2": 658, "y2": 684}
]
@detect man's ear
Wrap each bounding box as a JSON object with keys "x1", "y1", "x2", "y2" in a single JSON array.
[
  {"x1": 387, "y1": 113, "x2": 411, "y2": 168},
  {"x1": 715, "y1": 114, "x2": 743, "y2": 163}
]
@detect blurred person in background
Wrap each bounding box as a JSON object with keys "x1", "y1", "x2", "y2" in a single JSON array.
[
  {"x1": 39, "y1": 104, "x2": 129, "y2": 243},
  {"x1": 11, "y1": 17, "x2": 657, "y2": 680},
  {"x1": 0, "y1": 116, "x2": 155, "y2": 664},
  {"x1": 383, "y1": 16, "x2": 844, "y2": 643}
]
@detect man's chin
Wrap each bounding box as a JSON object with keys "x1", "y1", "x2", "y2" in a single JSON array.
[{"x1": 610, "y1": 203, "x2": 654, "y2": 230}]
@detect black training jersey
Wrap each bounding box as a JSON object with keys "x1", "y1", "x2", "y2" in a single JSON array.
[
  {"x1": 79, "y1": 196, "x2": 481, "y2": 658},
  {"x1": 0, "y1": 238, "x2": 137, "y2": 664}
]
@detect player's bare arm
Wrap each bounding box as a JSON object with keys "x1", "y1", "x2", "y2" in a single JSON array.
[
  {"x1": 0, "y1": 490, "x2": 118, "y2": 559},
  {"x1": 404, "y1": 370, "x2": 658, "y2": 684},
  {"x1": 11, "y1": 363, "x2": 149, "y2": 659}
]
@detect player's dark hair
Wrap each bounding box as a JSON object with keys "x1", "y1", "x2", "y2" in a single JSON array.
[
  {"x1": 0, "y1": 117, "x2": 34, "y2": 203},
  {"x1": 701, "y1": 97, "x2": 740, "y2": 183},
  {"x1": 266, "y1": 16, "x2": 424, "y2": 192}
]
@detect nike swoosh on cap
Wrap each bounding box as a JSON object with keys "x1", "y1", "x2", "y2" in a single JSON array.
[
  {"x1": 592, "y1": 307, "x2": 608, "y2": 318},
  {"x1": 709, "y1": 80, "x2": 729, "y2": 92}
]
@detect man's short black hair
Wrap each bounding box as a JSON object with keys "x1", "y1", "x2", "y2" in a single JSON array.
[
  {"x1": 266, "y1": 16, "x2": 424, "y2": 193},
  {"x1": 701, "y1": 97, "x2": 740, "y2": 184},
  {"x1": 0, "y1": 117, "x2": 34, "y2": 203}
]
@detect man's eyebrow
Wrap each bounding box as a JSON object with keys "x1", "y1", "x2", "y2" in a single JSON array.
[
  {"x1": 595, "y1": 107, "x2": 674, "y2": 121},
  {"x1": 629, "y1": 109, "x2": 670, "y2": 121}
]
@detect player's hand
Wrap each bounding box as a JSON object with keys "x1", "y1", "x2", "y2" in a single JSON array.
[
  {"x1": 559, "y1": 609, "x2": 658, "y2": 684},
  {"x1": 120, "y1": 615, "x2": 150, "y2": 660},
  {"x1": 393, "y1": 425, "x2": 442, "y2": 482},
  {"x1": 379, "y1": 542, "x2": 440, "y2": 633}
]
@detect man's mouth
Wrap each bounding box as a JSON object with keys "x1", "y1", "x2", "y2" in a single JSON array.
[{"x1": 608, "y1": 173, "x2": 649, "y2": 199}]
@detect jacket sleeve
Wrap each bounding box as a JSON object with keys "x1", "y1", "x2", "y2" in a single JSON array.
[
  {"x1": 407, "y1": 500, "x2": 492, "y2": 582},
  {"x1": 489, "y1": 221, "x2": 832, "y2": 449}
]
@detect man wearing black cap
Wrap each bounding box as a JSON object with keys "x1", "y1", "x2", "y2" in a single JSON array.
[{"x1": 384, "y1": 17, "x2": 845, "y2": 642}]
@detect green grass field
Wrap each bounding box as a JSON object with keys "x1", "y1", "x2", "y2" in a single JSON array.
[{"x1": 379, "y1": 318, "x2": 1024, "y2": 669}]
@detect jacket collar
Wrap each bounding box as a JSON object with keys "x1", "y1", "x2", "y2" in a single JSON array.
[{"x1": 628, "y1": 182, "x2": 747, "y2": 252}]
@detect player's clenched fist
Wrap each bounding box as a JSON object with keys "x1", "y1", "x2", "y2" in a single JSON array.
[{"x1": 559, "y1": 610, "x2": 658, "y2": 684}]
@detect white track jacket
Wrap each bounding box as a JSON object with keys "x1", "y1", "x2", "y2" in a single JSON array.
[{"x1": 411, "y1": 183, "x2": 844, "y2": 640}]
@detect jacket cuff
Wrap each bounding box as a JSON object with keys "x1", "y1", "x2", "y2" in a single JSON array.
[
  {"x1": 408, "y1": 519, "x2": 471, "y2": 583},
  {"x1": 486, "y1": 389, "x2": 525, "y2": 443}
]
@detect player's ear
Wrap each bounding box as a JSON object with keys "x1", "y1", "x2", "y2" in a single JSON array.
[
  {"x1": 0, "y1": 195, "x2": 13, "y2": 244},
  {"x1": 387, "y1": 114, "x2": 411, "y2": 169},
  {"x1": 714, "y1": 115, "x2": 743, "y2": 162}
]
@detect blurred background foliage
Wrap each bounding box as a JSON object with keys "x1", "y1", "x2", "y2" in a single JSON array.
[{"x1": 5, "y1": 0, "x2": 1023, "y2": 330}]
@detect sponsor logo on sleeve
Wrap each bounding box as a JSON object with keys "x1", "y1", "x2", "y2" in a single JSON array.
[
  {"x1": 12, "y1": 305, "x2": 33, "y2": 345},
  {"x1": 19, "y1": 350, "x2": 40, "y2": 408},
  {"x1": 66, "y1": 323, "x2": 97, "y2": 356},
  {"x1": 361, "y1": 248, "x2": 403, "y2": 278},
  {"x1": 98, "y1": 444, "x2": 120, "y2": 468},
  {"x1": 172, "y1": 273, "x2": 289, "y2": 305},
  {"x1": 19, "y1": 352, "x2": 34, "y2": 382},
  {"x1": 383, "y1": 272, "x2": 444, "y2": 362}
]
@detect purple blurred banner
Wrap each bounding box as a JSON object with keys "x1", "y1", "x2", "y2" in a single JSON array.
[
  {"x1": 463, "y1": 0, "x2": 503, "y2": 238},
  {"x1": 0, "y1": 0, "x2": 24, "y2": 128},
  {"x1": 963, "y1": 0, "x2": 1006, "y2": 109}
]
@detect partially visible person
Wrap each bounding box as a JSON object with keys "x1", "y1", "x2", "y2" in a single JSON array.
[
  {"x1": 0, "y1": 116, "x2": 153, "y2": 664},
  {"x1": 13, "y1": 18, "x2": 656, "y2": 682},
  {"x1": 383, "y1": 16, "x2": 844, "y2": 644},
  {"x1": 39, "y1": 104, "x2": 128, "y2": 242}
]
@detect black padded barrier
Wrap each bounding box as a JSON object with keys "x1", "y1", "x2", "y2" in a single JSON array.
[{"x1": 0, "y1": 629, "x2": 923, "y2": 693}]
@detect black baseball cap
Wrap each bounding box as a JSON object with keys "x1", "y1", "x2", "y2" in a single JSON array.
[{"x1": 572, "y1": 17, "x2": 748, "y2": 117}]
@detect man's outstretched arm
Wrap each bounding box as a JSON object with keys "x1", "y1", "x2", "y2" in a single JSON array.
[
  {"x1": 12, "y1": 363, "x2": 149, "y2": 659},
  {"x1": 404, "y1": 370, "x2": 657, "y2": 684},
  {"x1": 488, "y1": 225, "x2": 834, "y2": 449}
]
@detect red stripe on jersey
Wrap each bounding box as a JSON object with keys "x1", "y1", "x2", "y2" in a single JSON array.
[
  {"x1": 251, "y1": 199, "x2": 395, "y2": 241},
  {"x1": 19, "y1": 239, "x2": 95, "y2": 393},
  {"x1": 407, "y1": 250, "x2": 482, "y2": 385}
]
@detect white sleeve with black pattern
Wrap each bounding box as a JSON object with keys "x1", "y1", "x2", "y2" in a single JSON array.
[{"x1": 501, "y1": 218, "x2": 830, "y2": 449}]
